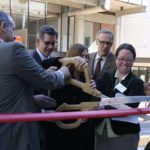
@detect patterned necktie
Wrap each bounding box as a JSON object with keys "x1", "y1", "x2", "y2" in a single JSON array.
[{"x1": 94, "y1": 58, "x2": 103, "y2": 79}]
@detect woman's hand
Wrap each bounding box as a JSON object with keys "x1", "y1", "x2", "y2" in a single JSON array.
[
  {"x1": 145, "y1": 82, "x2": 150, "y2": 96},
  {"x1": 89, "y1": 79, "x2": 96, "y2": 89},
  {"x1": 74, "y1": 56, "x2": 88, "y2": 71}
]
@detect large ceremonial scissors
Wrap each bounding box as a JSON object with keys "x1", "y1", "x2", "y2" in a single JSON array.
[{"x1": 54, "y1": 57, "x2": 150, "y2": 129}]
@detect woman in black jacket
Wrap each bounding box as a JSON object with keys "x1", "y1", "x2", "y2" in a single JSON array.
[
  {"x1": 44, "y1": 43, "x2": 95, "y2": 150},
  {"x1": 95, "y1": 43, "x2": 145, "y2": 150}
]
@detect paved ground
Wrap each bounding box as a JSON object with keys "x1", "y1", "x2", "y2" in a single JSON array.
[{"x1": 138, "y1": 120, "x2": 150, "y2": 150}]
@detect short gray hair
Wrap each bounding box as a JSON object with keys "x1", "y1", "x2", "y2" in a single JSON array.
[
  {"x1": 96, "y1": 28, "x2": 114, "y2": 41},
  {"x1": 0, "y1": 11, "x2": 13, "y2": 27}
]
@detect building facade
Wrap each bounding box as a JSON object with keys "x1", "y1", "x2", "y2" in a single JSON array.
[{"x1": 0, "y1": 0, "x2": 149, "y2": 80}]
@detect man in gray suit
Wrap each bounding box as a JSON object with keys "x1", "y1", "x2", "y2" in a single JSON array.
[
  {"x1": 89, "y1": 29, "x2": 116, "y2": 79},
  {"x1": 0, "y1": 11, "x2": 85, "y2": 150}
]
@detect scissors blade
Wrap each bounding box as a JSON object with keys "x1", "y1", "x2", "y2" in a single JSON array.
[
  {"x1": 108, "y1": 104, "x2": 131, "y2": 109},
  {"x1": 99, "y1": 96, "x2": 150, "y2": 107}
]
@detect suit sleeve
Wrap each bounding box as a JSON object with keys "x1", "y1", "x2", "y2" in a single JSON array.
[
  {"x1": 12, "y1": 43, "x2": 64, "y2": 89},
  {"x1": 125, "y1": 78, "x2": 145, "y2": 108}
]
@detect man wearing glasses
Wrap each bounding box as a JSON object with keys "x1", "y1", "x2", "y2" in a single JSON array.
[
  {"x1": 32, "y1": 25, "x2": 61, "y2": 96},
  {"x1": 89, "y1": 29, "x2": 116, "y2": 80},
  {"x1": 31, "y1": 25, "x2": 63, "y2": 150}
]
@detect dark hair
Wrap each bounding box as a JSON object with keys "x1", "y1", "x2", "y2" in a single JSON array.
[
  {"x1": 38, "y1": 25, "x2": 58, "y2": 40},
  {"x1": 96, "y1": 28, "x2": 114, "y2": 41},
  {"x1": 115, "y1": 43, "x2": 136, "y2": 60},
  {"x1": 0, "y1": 11, "x2": 13, "y2": 27},
  {"x1": 66, "y1": 43, "x2": 88, "y2": 57}
]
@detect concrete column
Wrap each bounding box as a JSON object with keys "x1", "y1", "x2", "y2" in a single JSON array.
[
  {"x1": 115, "y1": 13, "x2": 123, "y2": 50},
  {"x1": 74, "y1": 15, "x2": 85, "y2": 43},
  {"x1": 58, "y1": 13, "x2": 68, "y2": 52}
]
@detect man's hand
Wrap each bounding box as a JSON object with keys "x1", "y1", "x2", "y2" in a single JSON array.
[
  {"x1": 58, "y1": 66, "x2": 71, "y2": 79},
  {"x1": 34, "y1": 94, "x2": 56, "y2": 108}
]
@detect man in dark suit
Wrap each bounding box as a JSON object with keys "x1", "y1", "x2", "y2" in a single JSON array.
[
  {"x1": 89, "y1": 29, "x2": 116, "y2": 79},
  {"x1": 31, "y1": 25, "x2": 64, "y2": 150},
  {"x1": 95, "y1": 43, "x2": 145, "y2": 150},
  {"x1": 32, "y1": 25, "x2": 61, "y2": 68},
  {"x1": 31, "y1": 25, "x2": 62, "y2": 96},
  {"x1": 0, "y1": 11, "x2": 71, "y2": 150}
]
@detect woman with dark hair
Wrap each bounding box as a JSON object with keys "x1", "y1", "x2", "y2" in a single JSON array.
[
  {"x1": 52, "y1": 43, "x2": 91, "y2": 105},
  {"x1": 44, "y1": 43, "x2": 95, "y2": 150},
  {"x1": 66, "y1": 43, "x2": 89, "y2": 60},
  {"x1": 95, "y1": 43, "x2": 145, "y2": 150}
]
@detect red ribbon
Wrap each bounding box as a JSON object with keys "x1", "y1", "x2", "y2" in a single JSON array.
[{"x1": 0, "y1": 108, "x2": 149, "y2": 123}]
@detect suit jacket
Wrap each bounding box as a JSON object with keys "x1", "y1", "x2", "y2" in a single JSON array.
[
  {"x1": 31, "y1": 50, "x2": 63, "y2": 96},
  {"x1": 95, "y1": 70, "x2": 145, "y2": 135},
  {"x1": 42, "y1": 57, "x2": 62, "y2": 69},
  {"x1": 50, "y1": 77, "x2": 94, "y2": 150},
  {"x1": 89, "y1": 52, "x2": 116, "y2": 79},
  {"x1": 32, "y1": 49, "x2": 43, "y2": 66},
  {"x1": 32, "y1": 50, "x2": 62, "y2": 69},
  {"x1": 31, "y1": 50, "x2": 48, "y2": 95},
  {"x1": 0, "y1": 42, "x2": 64, "y2": 150}
]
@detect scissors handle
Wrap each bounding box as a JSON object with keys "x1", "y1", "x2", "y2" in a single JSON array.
[
  {"x1": 59, "y1": 57, "x2": 101, "y2": 98},
  {"x1": 55, "y1": 102, "x2": 99, "y2": 129}
]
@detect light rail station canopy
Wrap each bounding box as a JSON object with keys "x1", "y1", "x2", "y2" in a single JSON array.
[
  {"x1": 0, "y1": 0, "x2": 147, "y2": 19},
  {"x1": 36, "y1": 0, "x2": 147, "y2": 16}
]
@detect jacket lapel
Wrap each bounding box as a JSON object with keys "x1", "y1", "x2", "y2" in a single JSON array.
[
  {"x1": 102, "y1": 52, "x2": 115, "y2": 72},
  {"x1": 32, "y1": 50, "x2": 42, "y2": 66},
  {"x1": 89, "y1": 52, "x2": 96, "y2": 75},
  {"x1": 113, "y1": 71, "x2": 133, "y2": 95},
  {"x1": 121, "y1": 71, "x2": 133, "y2": 88}
]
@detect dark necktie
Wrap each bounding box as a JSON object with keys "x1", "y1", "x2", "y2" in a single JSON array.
[{"x1": 94, "y1": 58, "x2": 103, "y2": 79}]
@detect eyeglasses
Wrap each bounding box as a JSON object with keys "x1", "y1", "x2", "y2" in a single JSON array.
[
  {"x1": 117, "y1": 57, "x2": 134, "y2": 63},
  {"x1": 44, "y1": 41, "x2": 56, "y2": 47},
  {"x1": 97, "y1": 40, "x2": 112, "y2": 46}
]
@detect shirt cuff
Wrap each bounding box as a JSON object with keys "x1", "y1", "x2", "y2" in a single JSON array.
[{"x1": 57, "y1": 70, "x2": 64, "y2": 79}]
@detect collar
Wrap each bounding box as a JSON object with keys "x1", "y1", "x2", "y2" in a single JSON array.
[
  {"x1": 95, "y1": 53, "x2": 106, "y2": 61},
  {"x1": 114, "y1": 70, "x2": 129, "y2": 81},
  {"x1": 36, "y1": 48, "x2": 50, "y2": 61},
  {"x1": 0, "y1": 38, "x2": 4, "y2": 43}
]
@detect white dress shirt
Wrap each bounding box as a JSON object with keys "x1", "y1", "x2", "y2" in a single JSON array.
[{"x1": 93, "y1": 53, "x2": 107, "y2": 73}]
